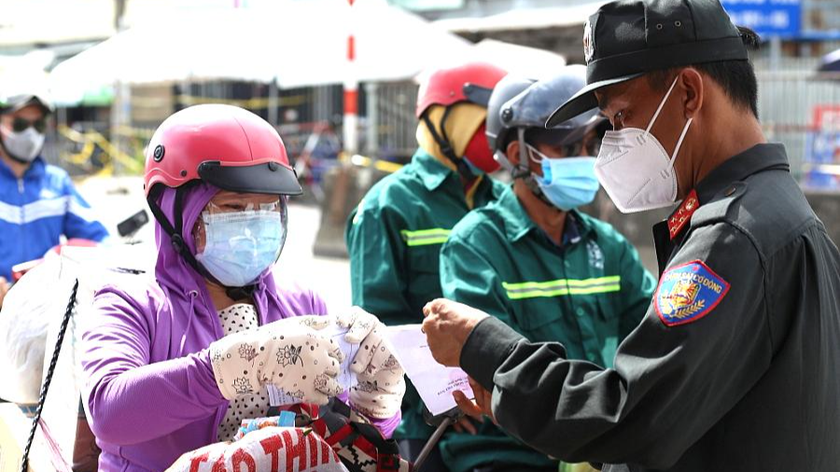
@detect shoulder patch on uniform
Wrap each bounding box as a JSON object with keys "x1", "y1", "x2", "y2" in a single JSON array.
[{"x1": 655, "y1": 260, "x2": 730, "y2": 327}]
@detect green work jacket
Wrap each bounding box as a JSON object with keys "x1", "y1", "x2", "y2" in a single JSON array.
[
  {"x1": 345, "y1": 149, "x2": 504, "y2": 441},
  {"x1": 438, "y1": 186, "x2": 656, "y2": 472}
]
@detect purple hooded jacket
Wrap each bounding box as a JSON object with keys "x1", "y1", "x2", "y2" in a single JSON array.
[{"x1": 81, "y1": 183, "x2": 399, "y2": 472}]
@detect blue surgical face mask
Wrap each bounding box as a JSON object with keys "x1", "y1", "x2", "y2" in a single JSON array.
[
  {"x1": 195, "y1": 208, "x2": 287, "y2": 287},
  {"x1": 529, "y1": 145, "x2": 600, "y2": 211}
]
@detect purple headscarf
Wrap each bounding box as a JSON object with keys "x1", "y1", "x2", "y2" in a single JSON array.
[{"x1": 152, "y1": 182, "x2": 295, "y2": 351}]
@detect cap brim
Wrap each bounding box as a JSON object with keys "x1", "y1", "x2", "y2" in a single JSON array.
[
  {"x1": 558, "y1": 114, "x2": 608, "y2": 146},
  {"x1": 2, "y1": 95, "x2": 53, "y2": 115},
  {"x1": 546, "y1": 72, "x2": 645, "y2": 128},
  {"x1": 463, "y1": 84, "x2": 494, "y2": 108}
]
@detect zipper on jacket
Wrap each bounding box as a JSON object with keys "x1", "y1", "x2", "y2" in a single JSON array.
[
  {"x1": 18, "y1": 178, "x2": 25, "y2": 222},
  {"x1": 17, "y1": 178, "x2": 25, "y2": 272}
]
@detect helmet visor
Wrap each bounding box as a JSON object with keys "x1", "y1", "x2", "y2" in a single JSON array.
[
  {"x1": 198, "y1": 161, "x2": 302, "y2": 196},
  {"x1": 463, "y1": 83, "x2": 494, "y2": 108}
]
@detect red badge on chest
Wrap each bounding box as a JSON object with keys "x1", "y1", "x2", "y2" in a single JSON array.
[{"x1": 668, "y1": 190, "x2": 700, "y2": 240}]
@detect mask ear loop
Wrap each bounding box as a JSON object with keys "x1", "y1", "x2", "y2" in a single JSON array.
[
  {"x1": 644, "y1": 75, "x2": 681, "y2": 135},
  {"x1": 514, "y1": 128, "x2": 555, "y2": 207},
  {"x1": 525, "y1": 144, "x2": 546, "y2": 165},
  {"x1": 645, "y1": 75, "x2": 693, "y2": 175},
  {"x1": 667, "y1": 117, "x2": 694, "y2": 173}
]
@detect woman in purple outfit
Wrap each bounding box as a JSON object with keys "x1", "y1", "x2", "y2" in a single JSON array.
[{"x1": 80, "y1": 105, "x2": 405, "y2": 472}]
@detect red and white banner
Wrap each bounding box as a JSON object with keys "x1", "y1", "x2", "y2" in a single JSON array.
[{"x1": 167, "y1": 427, "x2": 347, "y2": 472}]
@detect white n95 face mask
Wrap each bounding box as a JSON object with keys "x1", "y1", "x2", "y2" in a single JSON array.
[{"x1": 594, "y1": 76, "x2": 693, "y2": 214}]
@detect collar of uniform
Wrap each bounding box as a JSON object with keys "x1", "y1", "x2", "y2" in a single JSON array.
[
  {"x1": 665, "y1": 144, "x2": 789, "y2": 239},
  {"x1": 694, "y1": 143, "x2": 789, "y2": 205},
  {"x1": 0, "y1": 155, "x2": 44, "y2": 180},
  {"x1": 537, "y1": 210, "x2": 589, "y2": 248},
  {"x1": 25, "y1": 157, "x2": 46, "y2": 179},
  {"x1": 565, "y1": 210, "x2": 590, "y2": 244},
  {"x1": 0, "y1": 156, "x2": 14, "y2": 179},
  {"x1": 499, "y1": 185, "x2": 591, "y2": 244},
  {"x1": 413, "y1": 149, "x2": 455, "y2": 192},
  {"x1": 498, "y1": 186, "x2": 536, "y2": 242}
]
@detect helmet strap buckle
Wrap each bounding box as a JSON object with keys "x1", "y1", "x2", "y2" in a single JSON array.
[{"x1": 170, "y1": 234, "x2": 185, "y2": 254}]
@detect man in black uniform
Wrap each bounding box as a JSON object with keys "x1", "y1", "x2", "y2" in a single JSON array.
[{"x1": 421, "y1": 0, "x2": 840, "y2": 471}]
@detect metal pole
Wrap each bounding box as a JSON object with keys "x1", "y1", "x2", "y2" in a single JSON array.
[
  {"x1": 770, "y1": 36, "x2": 782, "y2": 71},
  {"x1": 110, "y1": 0, "x2": 128, "y2": 175},
  {"x1": 113, "y1": 0, "x2": 126, "y2": 30},
  {"x1": 342, "y1": 0, "x2": 359, "y2": 155},
  {"x1": 365, "y1": 82, "x2": 378, "y2": 156},
  {"x1": 268, "y1": 77, "x2": 279, "y2": 126},
  {"x1": 413, "y1": 417, "x2": 454, "y2": 472}
]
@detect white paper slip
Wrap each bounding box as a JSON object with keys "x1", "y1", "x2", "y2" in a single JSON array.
[
  {"x1": 266, "y1": 323, "x2": 359, "y2": 406},
  {"x1": 385, "y1": 324, "x2": 474, "y2": 417}
]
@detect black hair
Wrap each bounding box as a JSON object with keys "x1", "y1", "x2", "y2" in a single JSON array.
[{"x1": 648, "y1": 27, "x2": 761, "y2": 118}]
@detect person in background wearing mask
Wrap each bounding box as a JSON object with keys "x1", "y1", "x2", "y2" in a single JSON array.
[
  {"x1": 421, "y1": 0, "x2": 840, "y2": 471},
  {"x1": 0, "y1": 93, "x2": 108, "y2": 308},
  {"x1": 82, "y1": 105, "x2": 405, "y2": 471},
  {"x1": 438, "y1": 67, "x2": 655, "y2": 472},
  {"x1": 345, "y1": 62, "x2": 507, "y2": 467}
]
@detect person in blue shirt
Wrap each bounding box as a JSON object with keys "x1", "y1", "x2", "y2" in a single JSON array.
[{"x1": 0, "y1": 92, "x2": 109, "y2": 307}]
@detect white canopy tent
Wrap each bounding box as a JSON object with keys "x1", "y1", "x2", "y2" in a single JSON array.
[
  {"x1": 49, "y1": 1, "x2": 571, "y2": 104},
  {"x1": 462, "y1": 39, "x2": 565, "y2": 80},
  {"x1": 0, "y1": 51, "x2": 54, "y2": 104},
  {"x1": 432, "y1": 1, "x2": 608, "y2": 34},
  {"x1": 49, "y1": 1, "x2": 477, "y2": 103}
]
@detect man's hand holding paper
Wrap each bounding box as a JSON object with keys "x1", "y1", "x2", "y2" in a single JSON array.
[
  {"x1": 385, "y1": 323, "x2": 476, "y2": 418},
  {"x1": 421, "y1": 298, "x2": 489, "y2": 367}
]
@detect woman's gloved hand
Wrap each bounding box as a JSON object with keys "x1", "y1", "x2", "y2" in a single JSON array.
[
  {"x1": 209, "y1": 316, "x2": 345, "y2": 405},
  {"x1": 337, "y1": 307, "x2": 406, "y2": 418},
  {"x1": 351, "y1": 353, "x2": 406, "y2": 419}
]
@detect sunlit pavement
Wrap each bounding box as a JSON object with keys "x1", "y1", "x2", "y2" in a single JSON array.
[{"x1": 77, "y1": 176, "x2": 353, "y2": 312}]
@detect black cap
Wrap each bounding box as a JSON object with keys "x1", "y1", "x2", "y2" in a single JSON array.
[{"x1": 547, "y1": 0, "x2": 748, "y2": 127}]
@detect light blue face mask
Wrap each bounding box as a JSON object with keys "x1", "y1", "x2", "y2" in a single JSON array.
[
  {"x1": 195, "y1": 209, "x2": 287, "y2": 287},
  {"x1": 530, "y1": 146, "x2": 600, "y2": 211}
]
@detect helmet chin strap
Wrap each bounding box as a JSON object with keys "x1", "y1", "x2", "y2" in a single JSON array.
[
  {"x1": 147, "y1": 184, "x2": 257, "y2": 301},
  {"x1": 421, "y1": 108, "x2": 479, "y2": 182},
  {"x1": 512, "y1": 128, "x2": 554, "y2": 207}
]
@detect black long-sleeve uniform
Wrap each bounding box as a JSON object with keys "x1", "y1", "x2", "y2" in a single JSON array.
[{"x1": 461, "y1": 144, "x2": 840, "y2": 471}]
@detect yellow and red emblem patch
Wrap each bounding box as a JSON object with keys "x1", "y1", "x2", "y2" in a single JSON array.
[{"x1": 655, "y1": 260, "x2": 730, "y2": 327}]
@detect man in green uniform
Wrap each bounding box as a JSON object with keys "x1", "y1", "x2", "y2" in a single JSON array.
[
  {"x1": 421, "y1": 1, "x2": 840, "y2": 471},
  {"x1": 438, "y1": 67, "x2": 655, "y2": 472},
  {"x1": 345, "y1": 62, "x2": 508, "y2": 466}
]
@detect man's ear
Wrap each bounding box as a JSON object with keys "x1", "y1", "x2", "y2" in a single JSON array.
[
  {"x1": 506, "y1": 140, "x2": 521, "y2": 167},
  {"x1": 681, "y1": 68, "x2": 704, "y2": 119}
]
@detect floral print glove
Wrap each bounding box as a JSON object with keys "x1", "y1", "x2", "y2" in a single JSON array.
[
  {"x1": 209, "y1": 316, "x2": 345, "y2": 405},
  {"x1": 337, "y1": 307, "x2": 407, "y2": 418},
  {"x1": 351, "y1": 353, "x2": 406, "y2": 419}
]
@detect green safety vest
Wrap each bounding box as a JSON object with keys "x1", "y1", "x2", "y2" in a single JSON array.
[{"x1": 438, "y1": 186, "x2": 656, "y2": 472}]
